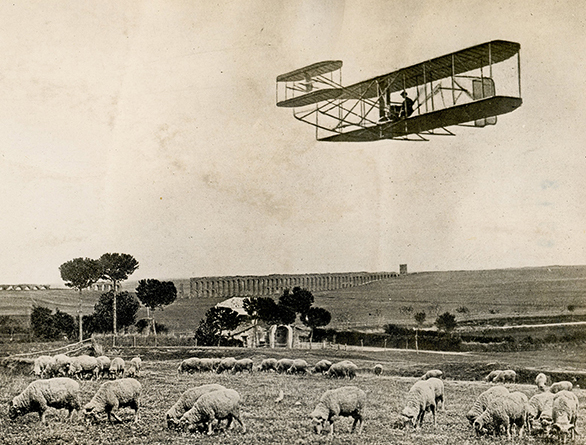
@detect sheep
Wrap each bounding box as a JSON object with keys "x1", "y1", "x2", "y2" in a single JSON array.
[
  {"x1": 124, "y1": 362, "x2": 139, "y2": 378},
  {"x1": 216, "y1": 357, "x2": 237, "y2": 373},
  {"x1": 211, "y1": 357, "x2": 222, "y2": 371},
  {"x1": 401, "y1": 380, "x2": 436, "y2": 428},
  {"x1": 550, "y1": 390, "x2": 579, "y2": 442},
  {"x1": 312, "y1": 359, "x2": 332, "y2": 374},
  {"x1": 287, "y1": 358, "x2": 310, "y2": 375},
  {"x1": 466, "y1": 385, "x2": 509, "y2": 425},
  {"x1": 484, "y1": 370, "x2": 503, "y2": 382},
  {"x1": 83, "y1": 378, "x2": 141, "y2": 424},
  {"x1": 493, "y1": 369, "x2": 516, "y2": 384},
  {"x1": 259, "y1": 358, "x2": 278, "y2": 372},
  {"x1": 165, "y1": 384, "x2": 226, "y2": 429},
  {"x1": 130, "y1": 357, "x2": 142, "y2": 373},
  {"x1": 276, "y1": 358, "x2": 294, "y2": 374},
  {"x1": 232, "y1": 358, "x2": 253, "y2": 373},
  {"x1": 32, "y1": 355, "x2": 55, "y2": 378},
  {"x1": 473, "y1": 391, "x2": 528, "y2": 439},
  {"x1": 535, "y1": 372, "x2": 548, "y2": 391},
  {"x1": 526, "y1": 390, "x2": 554, "y2": 433},
  {"x1": 8, "y1": 377, "x2": 81, "y2": 424},
  {"x1": 420, "y1": 369, "x2": 443, "y2": 380},
  {"x1": 109, "y1": 357, "x2": 125, "y2": 379},
  {"x1": 198, "y1": 358, "x2": 216, "y2": 372},
  {"x1": 373, "y1": 364, "x2": 383, "y2": 376},
  {"x1": 178, "y1": 357, "x2": 200, "y2": 374},
  {"x1": 179, "y1": 388, "x2": 245, "y2": 435},
  {"x1": 96, "y1": 356, "x2": 111, "y2": 379},
  {"x1": 49, "y1": 354, "x2": 72, "y2": 377},
  {"x1": 310, "y1": 386, "x2": 366, "y2": 436},
  {"x1": 550, "y1": 381, "x2": 573, "y2": 394},
  {"x1": 326, "y1": 360, "x2": 358, "y2": 379},
  {"x1": 68, "y1": 355, "x2": 99, "y2": 380},
  {"x1": 426, "y1": 377, "x2": 445, "y2": 411}
]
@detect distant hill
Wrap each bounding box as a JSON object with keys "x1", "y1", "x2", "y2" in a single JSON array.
[{"x1": 1, "y1": 266, "x2": 584, "y2": 332}]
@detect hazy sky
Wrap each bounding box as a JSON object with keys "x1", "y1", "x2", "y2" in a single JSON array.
[{"x1": 1, "y1": 1, "x2": 585, "y2": 285}]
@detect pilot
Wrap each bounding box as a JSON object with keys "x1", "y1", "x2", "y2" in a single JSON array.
[{"x1": 398, "y1": 91, "x2": 414, "y2": 119}]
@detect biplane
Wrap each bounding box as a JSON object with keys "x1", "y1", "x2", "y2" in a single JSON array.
[{"x1": 276, "y1": 40, "x2": 522, "y2": 142}]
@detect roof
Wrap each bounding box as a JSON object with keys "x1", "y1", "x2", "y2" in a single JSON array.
[{"x1": 215, "y1": 297, "x2": 247, "y2": 316}]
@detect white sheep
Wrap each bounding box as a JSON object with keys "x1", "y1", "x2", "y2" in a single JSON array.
[
  {"x1": 96, "y1": 356, "x2": 111, "y2": 379},
  {"x1": 310, "y1": 386, "x2": 366, "y2": 436},
  {"x1": 109, "y1": 357, "x2": 125, "y2": 379},
  {"x1": 259, "y1": 358, "x2": 278, "y2": 372},
  {"x1": 232, "y1": 358, "x2": 253, "y2": 373},
  {"x1": 130, "y1": 357, "x2": 142, "y2": 373},
  {"x1": 8, "y1": 377, "x2": 81, "y2": 424},
  {"x1": 373, "y1": 364, "x2": 383, "y2": 376},
  {"x1": 327, "y1": 360, "x2": 358, "y2": 379},
  {"x1": 124, "y1": 362, "x2": 139, "y2": 378},
  {"x1": 197, "y1": 358, "x2": 216, "y2": 372},
  {"x1": 68, "y1": 355, "x2": 99, "y2": 380},
  {"x1": 83, "y1": 378, "x2": 141, "y2": 424},
  {"x1": 493, "y1": 369, "x2": 516, "y2": 384},
  {"x1": 165, "y1": 384, "x2": 226, "y2": 429},
  {"x1": 535, "y1": 372, "x2": 548, "y2": 391},
  {"x1": 287, "y1": 359, "x2": 310, "y2": 375},
  {"x1": 550, "y1": 381, "x2": 573, "y2": 394},
  {"x1": 276, "y1": 358, "x2": 294, "y2": 374},
  {"x1": 32, "y1": 355, "x2": 55, "y2": 378},
  {"x1": 312, "y1": 360, "x2": 332, "y2": 374},
  {"x1": 551, "y1": 390, "x2": 579, "y2": 442},
  {"x1": 466, "y1": 385, "x2": 509, "y2": 425},
  {"x1": 484, "y1": 370, "x2": 503, "y2": 382},
  {"x1": 49, "y1": 354, "x2": 72, "y2": 377},
  {"x1": 179, "y1": 388, "x2": 245, "y2": 435},
  {"x1": 216, "y1": 357, "x2": 237, "y2": 373},
  {"x1": 473, "y1": 391, "x2": 528, "y2": 439},
  {"x1": 401, "y1": 380, "x2": 436, "y2": 428},
  {"x1": 526, "y1": 390, "x2": 554, "y2": 433},
  {"x1": 426, "y1": 377, "x2": 445, "y2": 411},
  {"x1": 420, "y1": 369, "x2": 443, "y2": 380},
  {"x1": 178, "y1": 357, "x2": 200, "y2": 374}
]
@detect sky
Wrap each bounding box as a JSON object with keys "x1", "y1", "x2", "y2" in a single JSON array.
[{"x1": 0, "y1": 0, "x2": 585, "y2": 285}]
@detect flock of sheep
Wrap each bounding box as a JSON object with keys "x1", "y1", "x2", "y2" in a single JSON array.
[{"x1": 5, "y1": 355, "x2": 582, "y2": 442}]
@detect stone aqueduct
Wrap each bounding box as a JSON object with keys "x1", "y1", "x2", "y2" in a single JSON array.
[{"x1": 188, "y1": 271, "x2": 399, "y2": 299}]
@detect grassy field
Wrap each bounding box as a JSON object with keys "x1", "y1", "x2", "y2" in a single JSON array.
[
  {"x1": 1, "y1": 348, "x2": 585, "y2": 445},
  {"x1": 1, "y1": 266, "x2": 585, "y2": 334}
]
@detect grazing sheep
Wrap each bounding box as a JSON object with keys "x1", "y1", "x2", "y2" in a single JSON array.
[
  {"x1": 49, "y1": 354, "x2": 72, "y2": 377},
  {"x1": 259, "y1": 358, "x2": 278, "y2": 372},
  {"x1": 312, "y1": 360, "x2": 332, "y2": 374},
  {"x1": 551, "y1": 390, "x2": 579, "y2": 442},
  {"x1": 493, "y1": 369, "x2": 516, "y2": 384},
  {"x1": 287, "y1": 359, "x2": 310, "y2": 375},
  {"x1": 178, "y1": 357, "x2": 200, "y2": 374},
  {"x1": 211, "y1": 357, "x2": 222, "y2": 371},
  {"x1": 96, "y1": 356, "x2": 111, "y2": 379},
  {"x1": 68, "y1": 355, "x2": 99, "y2": 380},
  {"x1": 124, "y1": 362, "x2": 139, "y2": 378},
  {"x1": 527, "y1": 391, "x2": 554, "y2": 433},
  {"x1": 373, "y1": 364, "x2": 383, "y2": 376},
  {"x1": 32, "y1": 355, "x2": 55, "y2": 378},
  {"x1": 198, "y1": 358, "x2": 216, "y2": 372},
  {"x1": 473, "y1": 391, "x2": 528, "y2": 439},
  {"x1": 327, "y1": 361, "x2": 358, "y2": 379},
  {"x1": 9, "y1": 377, "x2": 81, "y2": 424},
  {"x1": 276, "y1": 358, "x2": 294, "y2": 374},
  {"x1": 165, "y1": 384, "x2": 226, "y2": 429},
  {"x1": 130, "y1": 357, "x2": 142, "y2": 373},
  {"x1": 550, "y1": 381, "x2": 573, "y2": 394},
  {"x1": 216, "y1": 357, "x2": 237, "y2": 373},
  {"x1": 232, "y1": 358, "x2": 253, "y2": 373},
  {"x1": 426, "y1": 378, "x2": 445, "y2": 411},
  {"x1": 310, "y1": 386, "x2": 366, "y2": 436},
  {"x1": 83, "y1": 378, "x2": 141, "y2": 424},
  {"x1": 535, "y1": 373, "x2": 548, "y2": 391},
  {"x1": 179, "y1": 388, "x2": 245, "y2": 435},
  {"x1": 109, "y1": 357, "x2": 125, "y2": 379},
  {"x1": 420, "y1": 369, "x2": 443, "y2": 380},
  {"x1": 401, "y1": 380, "x2": 436, "y2": 428},
  {"x1": 484, "y1": 370, "x2": 503, "y2": 382},
  {"x1": 466, "y1": 385, "x2": 509, "y2": 425}
]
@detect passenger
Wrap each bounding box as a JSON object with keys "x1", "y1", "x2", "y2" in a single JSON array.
[{"x1": 398, "y1": 91, "x2": 414, "y2": 118}]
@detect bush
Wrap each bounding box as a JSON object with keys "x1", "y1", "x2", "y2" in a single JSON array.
[{"x1": 30, "y1": 306, "x2": 75, "y2": 341}]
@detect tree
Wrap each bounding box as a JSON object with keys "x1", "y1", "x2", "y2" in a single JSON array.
[
  {"x1": 302, "y1": 306, "x2": 331, "y2": 346},
  {"x1": 135, "y1": 279, "x2": 177, "y2": 336},
  {"x1": 98, "y1": 253, "x2": 139, "y2": 338},
  {"x1": 414, "y1": 311, "x2": 426, "y2": 353},
  {"x1": 30, "y1": 306, "x2": 76, "y2": 341},
  {"x1": 91, "y1": 291, "x2": 140, "y2": 334},
  {"x1": 279, "y1": 287, "x2": 314, "y2": 316},
  {"x1": 59, "y1": 257, "x2": 102, "y2": 342},
  {"x1": 435, "y1": 311, "x2": 457, "y2": 333},
  {"x1": 194, "y1": 306, "x2": 241, "y2": 346},
  {"x1": 243, "y1": 297, "x2": 278, "y2": 347}
]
